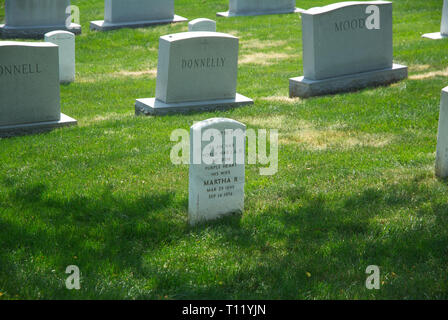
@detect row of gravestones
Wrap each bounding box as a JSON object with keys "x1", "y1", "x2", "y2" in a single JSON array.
[
  {"x1": 1, "y1": 1, "x2": 448, "y2": 225},
  {"x1": 0, "y1": 0, "x2": 303, "y2": 37},
  {"x1": 1, "y1": 0, "x2": 447, "y2": 38}
]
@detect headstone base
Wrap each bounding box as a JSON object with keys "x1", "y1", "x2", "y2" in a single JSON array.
[
  {"x1": 135, "y1": 94, "x2": 253, "y2": 116},
  {"x1": 0, "y1": 113, "x2": 77, "y2": 137},
  {"x1": 217, "y1": 7, "x2": 304, "y2": 17},
  {"x1": 289, "y1": 64, "x2": 408, "y2": 98},
  {"x1": 90, "y1": 15, "x2": 188, "y2": 31},
  {"x1": 422, "y1": 32, "x2": 448, "y2": 40},
  {"x1": 0, "y1": 23, "x2": 81, "y2": 39}
]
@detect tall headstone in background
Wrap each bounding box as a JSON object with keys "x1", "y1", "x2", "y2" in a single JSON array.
[
  {"x1": 217, "y1": 0, "x2": 304, "y2": 17},
  {"x1": 0, "y1": 42, "x2": 77, "y2": 137},
  {"x1": 289, "y1": 1, "x2": 408, "y2": 98},
  {"x1": 0, "y1": 0, "x2": 81, "y2": 39},
  {"x1": 90, "y1": 0, "x2": 188, "y2": 31},
  {"x1": 422, "y1": 0, "x2": 448, "y2": 39},
  {"x1": 189, "y1": 118, "x2": 246, "y2": 225},
  {"x1": 189, "y1": 18, "x2": 217, "y2": 32},
  {"x1": 435, "y1": 87, "x2": 448, "y2": 178},
  {"x1": 135, "y1": 32, "x2": 253, "y2": 116},
  {"x1": 45, "y1": 30, "x2": 76, "y2": 83}
]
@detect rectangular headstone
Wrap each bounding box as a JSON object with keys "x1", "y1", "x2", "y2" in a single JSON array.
[
  {"x1": 135, "y1": 32, "x2": 253, "y2": 115},
  {"x1": 218, "y1": 0, "x2": 304, "y2": 17},
  {"x1": 303, "y1": 1, "x2": 392, "y2": 80},
  {"x1": 189, "y1": 118, "x2": 246, "y2": 225},
  {"x1": 435, "y1": 87, "x2": 448, "y2": 178},
  {"x1": 156, "y1": 32, "x2": 238, "y2": 103},
  {"x1": 0, "y1": 0, "x2": 81, "y2": 39},
  {"x1": 289, "y1": 1, "x2": 407, "y2": 98},
  {"x1": 442, "y1": 0, "x2": 448, "y2": 36},
  {"x1": 45, "y1": 30, "x2": 76, "y2": 83},
  {"x1": 423, "y1": 0, "x2": 448, "y2": 39},
  {"x1": 90, "y1": 0, "x2": 187, "y2": 31},
  {"x1": 0, "y1": 42, "x2": 76, "y2": 136}
]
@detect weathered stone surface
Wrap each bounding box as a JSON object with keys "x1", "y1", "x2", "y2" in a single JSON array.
[
  {"x1": 0, "y1": 0, "x2": 81, "y2": 39},
  {"x1": 217, "y1": 0, "x2": 304, "y2": 17},
  {"x1": 422, "y1": 0, "x2": 448, "y2": 39},
  {"x1": 135, "y1": 32, "x2": 253, "y2": 115},
  {"x1": 45, "y1": 30, "x2": 76, "y2": 83},
  {"x1": 290, "y1": 1, "x2": 407, "y2": 98},
  {"x1": 189, "y1": 18, "x2": 217, "y2": 32},
  {"x1": 436, "y1": 87, "x2": 448, "y2": 178},
  {"x1": 0, "y1": 42, "x2": 76, "y2": 136},
  {"x1": 90, "y1": 0, "x2": 187, "y2": 31},
  {"x1": 188, "y1": 118, "x2": 246, "y2": 225}
]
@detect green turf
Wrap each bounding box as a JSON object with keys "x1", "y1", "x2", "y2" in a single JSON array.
[{"x1": 1, "y1": 0, "x2": 448, "y2": 299}]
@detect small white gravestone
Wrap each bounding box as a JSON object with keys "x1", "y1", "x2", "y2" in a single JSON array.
[
  {"x1": 135, "y1": 32, "x2": 253, "y2": 115},
  {"x1": 217, "y1": 0, "x2": 304, "y2": 17},
  {"x1": 0, "y1": 0, "x2": 81, "y2": 39},
  {"x1": 45, "y1": 30, "x2": 75, "y2": 83},
  {"x1": 289, "y1": 1, "x2": 408, "y2": 98},
  {"x1": 422, "y1": 0, "x2": 448, "y2": 39},
  {"x1": 435, "y1": 87, "x2": 448, "y2": 178},
  {"x1": 189, "y1": 118, "x2": 246, "y2": 225},
  {"x1": 189, "y1": 18, "x2": 217, "y2": 32},
  {"x1": 90, "y1": 0, "x2": 188, "y2": 31},
  {"x1": 0, "y1": 42, "x2": 77, "y2": 136}
]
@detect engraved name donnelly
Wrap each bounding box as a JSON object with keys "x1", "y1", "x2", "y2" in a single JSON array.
[
  {"x1": 0, "y1": 64, "x2": 42, "y2": 77},
  {"x1": 182, "y1": 57, "x2": 226, "y2": 70},
  {"x1": 335, "y1": 18, "x2": 366, "y2": 32}
]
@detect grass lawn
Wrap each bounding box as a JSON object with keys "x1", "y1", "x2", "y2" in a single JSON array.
[{"x1": 1, "y1": 0, "x2": 448, "y2": 299}]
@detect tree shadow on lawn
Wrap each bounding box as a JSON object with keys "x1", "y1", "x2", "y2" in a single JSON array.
[
  {"x1": 1, "y1": 175, "x2": 448, "y2": 299},
  {"x1": 150, "y1": 180, "x2": 448, "y2": 299}
]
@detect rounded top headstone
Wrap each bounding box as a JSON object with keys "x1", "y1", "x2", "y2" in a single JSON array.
[
  {"x1": 45, "y1": 30, "x2": 75, "y2": 40},
  {"x1": 188, "y1": 18, "x2": 217, "y2": 32}
]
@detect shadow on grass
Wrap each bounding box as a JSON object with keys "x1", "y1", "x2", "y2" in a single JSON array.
[{"x1": 1, "y1": 175, "x2": 448, "y2": 299}]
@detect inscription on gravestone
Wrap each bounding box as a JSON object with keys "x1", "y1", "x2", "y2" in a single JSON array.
[
  {"x1": 188, "y1": 118, "x2": 246, "y2": 225},
  {"x1": 289, "y1": 1, "x2": 408, "y2": 98},
  {"x1": 0, "y1": 42, "x2": 77, "y2": 136},
  {"x1": 135, "y1": 32, "x2": 253, "y2": 115}
]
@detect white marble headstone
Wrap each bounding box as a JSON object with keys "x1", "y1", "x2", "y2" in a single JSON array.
[
  {"x1": 189, "y1": 118, "x2": 246, "y2": 225},
  {"x1": 0, "y1": 42, "x2": 60, "y2": 126},
  {"x1": 188, "y1": 18, "x2": 217, "y2": 32},
  {"x1": 441, "y1": 0, "x2": 448, "y2": 36},
  {"x1": 135, "y1": 31, "x2": 253, "y2": 115},
  {"x1": 104, "y1": 0, "x2": 175, "y2": 23},
  {"x1": 90, "y1": 0, "x2": 187, "y2": 31},
  {"x1": 289, "y1": 1, "x2": 407, "y2": 98},
  {"x1": 45, "y1": 30, "x2": 76, "y2": 83},
  {"x1": 218, "y1": 0, "x2": 302, "y2": 17},
  {"x1": 302, "y1": 1, "x2": 393, "y2": 80},
  {"x1": 0, "y1": 41, "x2": 77, "y2": 136},
  {"x1": 0, "y1": 0, "x2": 81, "y2": 38},
  {"x1": 435, "y1": 87, "x2": 448, "y2": 178},
  {"x1": 155, "y1": 32, "x2": 239, "y2": 104},
  {"x1": 422, "y1": 0, "x2": 448, "y2": 39}
]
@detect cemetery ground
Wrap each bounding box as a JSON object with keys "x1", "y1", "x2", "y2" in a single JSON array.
[{"x1": 1, "y1": 0, "x2": 448, "y2": 300}]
